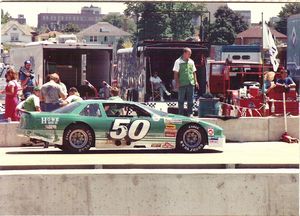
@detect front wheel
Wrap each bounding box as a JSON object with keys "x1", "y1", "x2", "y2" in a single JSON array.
[
  {"x1": 176, "y1": 124, "x2": 207, "y2": 153},
  {"x1": 63, "y1": 124, "x2": 94, "y2": 153}
]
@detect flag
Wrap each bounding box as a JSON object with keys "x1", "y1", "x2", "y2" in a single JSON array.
[{"x1": 263, "y1": 22, "x2": 279, "y2": 71}]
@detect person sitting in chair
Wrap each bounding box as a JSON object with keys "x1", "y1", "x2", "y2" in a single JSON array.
[{"x1": 150, "y1": 72, "x2": 171, "y2": 102}]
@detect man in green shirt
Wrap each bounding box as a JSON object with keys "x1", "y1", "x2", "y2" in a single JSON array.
[
  {"x1": 173, "y1": 47, "x2": 198, "y2": 116},
  {"x1": 17, "y1": 86, "x2": 41, "y2": 112}
]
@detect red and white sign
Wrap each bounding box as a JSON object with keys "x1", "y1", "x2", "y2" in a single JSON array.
[{"x1": 207, "y1": 128, "x2": 214, "y2": 136}]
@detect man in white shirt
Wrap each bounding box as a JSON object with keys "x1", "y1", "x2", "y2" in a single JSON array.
[
  {"x1": 150, "y1": 72, "x2": 171, "y2": 102},
  {"x1": 61, "y1": 87, "x2": 83, "y2": 106},
  {"x1": 173, "y1": 47, "x2": 198, "y2": 117}
]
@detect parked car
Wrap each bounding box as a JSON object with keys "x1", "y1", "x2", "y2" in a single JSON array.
[{"x1": 19, "y1": 100, "x2": 225, "y2": 153}]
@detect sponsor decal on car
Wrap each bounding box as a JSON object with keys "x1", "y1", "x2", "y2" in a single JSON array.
[
  {"x1": 207, "y1": 128, "x2": 214, "y2": 136},
  {"x1": 151, "y1": 143, "x2": 162, "y2": 148},
  {"x1": 44, "y1": 125, "x2": 57, "y2": 130},
  {"x1": 164, "y1": 124, "x2": 177, "y2": 137},
  {"x1": 164, "y1": 118, "x2": 182, "y2": 124},
  {"x1": 161, "y1": 142, "x2": 175, "y2": 149},
  {"x1": 41, "y1": 117, "x2": 59, "y2": 125}
]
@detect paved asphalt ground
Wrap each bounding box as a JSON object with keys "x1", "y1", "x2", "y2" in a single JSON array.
[{"x1": 0, "y1": 142, "x2": 298, "y2": 170}]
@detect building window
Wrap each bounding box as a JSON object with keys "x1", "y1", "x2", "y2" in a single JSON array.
[
  {"x1": 104, "y1": 36, "x2": 107, "y2": 42},
  {"x1": 232, "y1": 55, "x2": 241, "y2": 60},
  {"x1": 12, "y1": 27, "x2": 17, "y2": 31},
  {"x1": 10, "y1": 33, "x2": 19, "y2": 41},
  {"x1": 90, "y1": 36, "x2": 97, "y2": 42},
  {"x1": 242, "y1": 55, "x2": 251, "y2": 60}
]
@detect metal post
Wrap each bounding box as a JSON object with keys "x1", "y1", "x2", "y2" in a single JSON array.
[{"x1": 261, "y1": 12, "x2": 266, "y2": 116}]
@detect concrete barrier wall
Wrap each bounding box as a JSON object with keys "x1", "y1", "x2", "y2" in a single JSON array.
[
  {"x1": 0, "y1": 169, "x2": 298, "y2": 216},
  {"x1": 0, "y1": 122, "x2": 29, "y2": 147},
  {"x1": 203, "y1": 116, "x2": 299, "y2": 142},
  {"x1": 1, "y1": 117, "x2": 299, "y2": 146}
]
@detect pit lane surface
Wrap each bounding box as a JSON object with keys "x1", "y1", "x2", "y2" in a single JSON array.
[{"x1": 0, "y1": 142, "x2": 298, "y2": 170}]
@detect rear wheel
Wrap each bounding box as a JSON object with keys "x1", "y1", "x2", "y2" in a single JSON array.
[
  {"x1": 176, "y1": 124, "x2": 207, "y2": 153},
  {"x1": 63, "y1": 124, "x2": 94, "y2": 153}
]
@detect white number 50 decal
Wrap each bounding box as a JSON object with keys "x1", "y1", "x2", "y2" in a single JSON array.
[{"x1": 109, "y1": 119, "x2": 151, "y2": 141}]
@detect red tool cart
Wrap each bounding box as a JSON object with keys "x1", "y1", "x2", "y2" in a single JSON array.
[{"x1": 267, "y1": 86, "x2": 299, "y2": 116}]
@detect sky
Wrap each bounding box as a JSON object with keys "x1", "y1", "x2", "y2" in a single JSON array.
[{"x1": 1, "y1": 2, "x2": 285, "y2": 27}]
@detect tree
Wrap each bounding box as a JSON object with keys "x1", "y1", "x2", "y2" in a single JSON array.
[
  {"x1": 167, "y1": 3, "x2": 206, "y2": 40},
  {"x1": 209, "y1": 19, "x2": 236, "y2": 45},
  {"x1": 214, "y1": 6, "x2": 248, "y2": 34},
  {"x1": 102, "y1": 13, "x2": 136, "y2": 34},
  {"x1": 209, "y1": 6, "x2": 248, "y2": 45},
  {"x1": 275, "y1": 3, "x2": 300, "y2": 35},
  {"x1": 63, "y1": 23, "x2": 80, "y2": 33},
  {"x1": 125, "y1": 2, "x2": 169, "y2": 40},
  {"x1": 1, "y1": 9, "x2": 11, "y2": 24},
  {"x1": 124, "y1": 2, "x2": 206, "y2": 41}
]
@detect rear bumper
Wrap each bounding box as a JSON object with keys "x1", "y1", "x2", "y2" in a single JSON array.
[
  {"x1": 208, "y1": 136, "x2": 225, "y2": 148},
  {"x1": 18, "y1": 129, "x2": 63, "y2": 145}
]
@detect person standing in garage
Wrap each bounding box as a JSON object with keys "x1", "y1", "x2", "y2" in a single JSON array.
[{"x1": 173, "y1": 47, "x2": 199, "y2": 117}]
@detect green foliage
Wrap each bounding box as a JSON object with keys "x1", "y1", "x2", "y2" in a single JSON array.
[
  {"x1": 63, "y1": 23, "x2": 80, "y2": 33},
  {"x1": 209, "y1": 6, "x2": 248, "y2": 45},
  {"x1": 275, "y1": 3, "x2": 300, "y2": 35},
  {"x1": 102, "y1": 13, "x2": 136, "y2": 34},
  {"x1": 124, "y1": 2, "x2": 206, "y2": 41},
  {"x1": 209, "y1": 20, "x2": 236, "y2": 45},
  {"x1": 168, "y1": 3, "x2": 205, "y2": 40},
  {"x1": 1, "y1": 9, "x2": 11, "y2": 24}
]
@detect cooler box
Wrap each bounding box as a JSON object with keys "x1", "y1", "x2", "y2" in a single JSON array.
[
  {"x1": 198, "y1": 98, "x2": 219, "y2": 117},
  {"x1": 249, "y1": 86, "x2": 260, "y2": 98}
]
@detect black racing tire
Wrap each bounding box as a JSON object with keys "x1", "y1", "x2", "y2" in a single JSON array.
[
  {"x1": 63, "y1": 124, "x2": 94, "y2": 153},
  {"x1": 176, "y1": 124, "x2": 208, "y2": 153}
]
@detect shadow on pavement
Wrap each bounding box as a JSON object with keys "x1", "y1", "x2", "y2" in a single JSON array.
[{"x1": 6, "y1": 148, "x2": 223, "y2": 155}]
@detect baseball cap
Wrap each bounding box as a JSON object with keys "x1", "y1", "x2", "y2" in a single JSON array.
[
  {"x1": 34, "y1": 86, "x2": 41, "y2": 91},
  {"x1": 24, "y1": 60, "x2": 31, "y2": 65}
]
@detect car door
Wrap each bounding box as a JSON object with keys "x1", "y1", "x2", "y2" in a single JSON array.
[{"x1": 99, "y1": 102, "x2": 167, "y2": 147}]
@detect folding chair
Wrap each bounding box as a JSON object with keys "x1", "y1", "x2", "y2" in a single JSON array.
[{"x1": 151, "y1": 84, "x2": 161, "y2": 101}]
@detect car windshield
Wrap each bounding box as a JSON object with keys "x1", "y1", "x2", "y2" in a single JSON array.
[
  {"x1": 53, "y1": 102, "x2": 81, "y2": 113},
  {"x1": 139, "y1": 103, "x2": 168, "y2": 117}
]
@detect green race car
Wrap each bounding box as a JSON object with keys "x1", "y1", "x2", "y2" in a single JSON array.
[{"x1": 19, "y1": 100, "x2": 225, "y2": 153}]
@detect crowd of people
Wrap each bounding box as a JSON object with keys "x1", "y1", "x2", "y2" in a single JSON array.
[
  {"x1": 0, "y1": 48, "x2": 201, "y2": 120},
  {"x1": 1, "y1": 60, "x2": 121, "y2": 121},
  {"x1": 1, "y1": 48, "x2": 295, "y2": 121}
]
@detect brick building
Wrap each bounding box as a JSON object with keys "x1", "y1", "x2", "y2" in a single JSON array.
[
  {"x1": 235, "y1": 24, "x2": 287, "y2": 45},
  {"x1": 37, "y1": 5, "x2": 103, "y2": 31}
]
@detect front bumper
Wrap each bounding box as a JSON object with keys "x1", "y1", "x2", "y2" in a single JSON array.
[{"x1": 208, "y1": 136, "x2": 225, "y2": 148}]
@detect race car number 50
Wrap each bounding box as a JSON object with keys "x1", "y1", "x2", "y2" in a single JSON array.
[{"x1": 109, "y1": 119, "x2": 151, "y2": 141}]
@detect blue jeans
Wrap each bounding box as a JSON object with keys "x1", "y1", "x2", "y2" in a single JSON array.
[{"x1": 178, "y1": 85, "x2": 194, "y2": 116}]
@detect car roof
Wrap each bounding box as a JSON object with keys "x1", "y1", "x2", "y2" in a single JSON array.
[{"x1": 81, "y1": 99, "x2": 137, "y2": 105}]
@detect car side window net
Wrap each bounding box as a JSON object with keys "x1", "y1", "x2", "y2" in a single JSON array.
[
  {"x1": 80, "y1": 104, "x2": 101, "y2": 117},
  {"x1": 103, "y1": 103, "x2": 150, "y2": 118}
]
